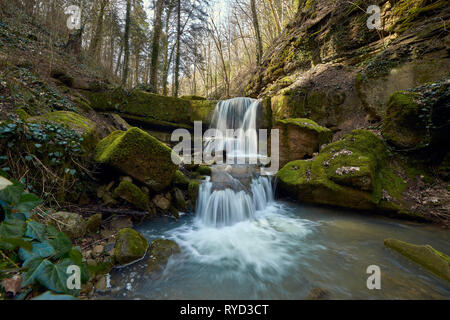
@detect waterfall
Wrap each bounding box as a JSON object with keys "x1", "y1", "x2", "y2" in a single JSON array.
[
  {"x1": 196, "y1": 97, "x2": 274, "y2": 227},
  {"x1": 204, "y1": 97, "x2": 260, "y2": 158}
]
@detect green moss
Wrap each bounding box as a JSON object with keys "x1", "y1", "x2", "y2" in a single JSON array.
[
  {"x1": 114, "y1": 228, "x2": 149, "y2": 266},
  {"x1": 277, "y1": 130, "x2": 410, "y2": 213},
  {"x1": 146, "y1": 239, "x2": 180, "y2": 273},
  {"x1": 27, "y1": 111, "x2": 99, "y2": 152},
  {"x1": 172, "y1": 170, "x2": 190, "y2": 189},
  {"x1": 381, "y1": 91, "x2": 427, "y2": 149},
  {"x1": 114, "y1": 180, "x2": 150, "y2": 210},
  {"x1": 197, "y1": 165, "x2": 212, "y2": 176},
  {"x1": 384, "y1": 238, "x2": 450, "y2": 282},
  {"x1": 188, "y1": 180, "x2": 200, "y2": 206},
  {"x1": 95, "y1": 127, "x2": 178, "y2": 191},
  {"x1": 277, "y1": 118, "x2": 331, "y2": 135},
  {"x1": 389, "y1": 0, "x2": 447, "y2": 34},
  {"x1": 121, "y1": 114, "x2": 192, "y2": 130},
  {"x1": 180, "y1": 95, "x2": 206, "y2": 100},
  {"x1": 15, "y1": 107, "x2": 30, "y2": 120}
]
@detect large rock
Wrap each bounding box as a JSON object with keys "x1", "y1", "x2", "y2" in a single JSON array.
[
  {"x1": 113, "y1": 228, "x2": 148, "y2": 266},
  {"x1": 48, "y1": 211, "x2": 86, "y2": 239},
  {"x1": 146, "y1": 239, "x2": 180, "y2": 273},
  {"x1": 381, "y1": 91, "x2": 427, "y2": 149},
  {"x1": 275, "y1": 118, "x2": 333, "y2": 167},
  {"x1": 277, "y1": 130, "x2": 415, "y2": 215},
  {"x1": 27, "y1": 111, "x2": 99, "y2": 153},
  {"x1": 94, "y1": 127, "x2": 178, "y2": 191},
  {"x1": 384, "y1": 239, "x2": 450, "y2": 282},
  {"x1": 86, "y1": 89, "x2": 217, "y2": 128},
  {"x1": 113, "y1": 180, "x2": 150, "y2": 210},
  {"x1": 153, "y1": 194, "x2": 171, "y2": 211},
  {"x1": 171, "y1": 170, "x2": 190, "y2": 189}
]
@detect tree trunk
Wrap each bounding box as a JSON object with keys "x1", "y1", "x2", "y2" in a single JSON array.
[
  {"x1": 89, "y1": 0, "x2": 108, "y2": 58},
  {"x1": 174, "y1": 0, "x2": 181, "y2": 97},
  {"x1": 149, "y1": 0, "x2": 165, "y2": 93},
  {"x1": 250, "y1": 0, "x2": 263, "y2": 66},
  {"x1": 122, "y1": 0, "x2": 131, "y2": 86}
]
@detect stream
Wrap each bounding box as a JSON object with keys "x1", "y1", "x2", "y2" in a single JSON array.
[{"x1": 105, "y1": 98, "x2": 450, "y2": 300}]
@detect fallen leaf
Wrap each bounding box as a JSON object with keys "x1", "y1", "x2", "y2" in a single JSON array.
[{"x1": 2, "y1": 274, "x2": 22, "y2": 297}]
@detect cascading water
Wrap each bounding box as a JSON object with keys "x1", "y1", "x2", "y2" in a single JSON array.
[
  {"x1": 196, "y1": 97, "x2": 274, "y2": 227},
  {"x1": 106, "y1": 97, "x2": 450, "y2": 300}
]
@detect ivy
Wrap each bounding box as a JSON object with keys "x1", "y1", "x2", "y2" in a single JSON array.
[{"x1": 0, "y1": 180, "x2": 88, "y2": 299}]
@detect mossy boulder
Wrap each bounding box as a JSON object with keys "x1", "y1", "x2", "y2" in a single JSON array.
[
  {"x1": 86, "y1": 89, "x2": 216, "y2": 127},
  {"x1": 86, "y1": 213, "x2": 102, "y2": 233},
  {"x1": 277, "y1": 130, "x2": 411, "y2": 214},
  {"x1": 47, "y1": 211, "x2": 87, "y2": 240},
  {"x1": 188, "y1": 180, "x2": 200, "y2": 207},
  {"x1": 172, "y1": 170, "x2": 190, "y2": 189},
  {"x1": 381, "y1": 91, "x2": 427, "y2": 149},
  {"x1": 94, "y1": 127, "x2": 178, "y2": 191},
  {"x1": 113, "y1": 228, "x2": 148, "y2": 266},
  {"x1": 384, "y1": 238, "x2": 450, "y2": 282},
  {"x1": 113, "y1": 180, "x2": 150, "y2": 210},
  {"x1": 28, "y1": 111, "x2": 99, "y2": 152},
  {"x1": 275, "y1": 118, "x2": 333, "y2": 167},
  {"x1": 173, "y1": 188, "x2": 187, "y2": 211},
  {"x1": 196, "y1": 165, "x2": 212, "y2": 176},
  {"x1": 146, "y1": 239, "x2": 180, "y2": 274}
]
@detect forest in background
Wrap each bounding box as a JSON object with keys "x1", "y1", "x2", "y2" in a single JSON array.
[{"x1": 4, "y1": 0, "x2": 299, "y2": 99}]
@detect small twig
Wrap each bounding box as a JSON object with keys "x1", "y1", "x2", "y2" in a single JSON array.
[{"x1": 0, "y1": 250, "x2": 20, "y2": 269}]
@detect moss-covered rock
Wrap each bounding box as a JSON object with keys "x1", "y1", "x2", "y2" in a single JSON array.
[
  {"x1": 275, "y1": 118, "x2": 333, "y2": 167},
  {"x1": 173, "y1": 187, "x2": 187, "y2": 211},
  {"x1": 196, "y1": 165, "x2": 212, "y2": 176},
  {"x1": 172, "y1": 170, "x2": 190, "y2": 189},
  {"x1": 27, "y1": 111, "x2": 99, "y2": 152},
  {"x1": 86, "y1": 213, "x2": 102, "y2": 233},
  {"x1": 86, "y1": 89, "x2": 217, "y2": 127},
  {"x1": 180, "y1": 95, "x2": 206, "y2": 100},
  {"x1": 113, "y1": 228, "x2": 148, "y2": 266},
  {"x1": 381, "y1": 91, "x2": 427, "y2": 149},
  {"x1": 146, "y1": 239, "x2": 180, "y2": 274},
  {"x1": 113, "y1": 180, "x2": 150, "y2": 210},
  {"x1": 47, "y1": 211, "x2": 87, "y2": 239},
  {"x1": 188, "y1": 180, "x2": 200, "y2": 207},
  {"x1": 384, "y1": 238, "x2": 450, "y2": 282},
  {"x1": 94, "y1": 127, "x2": 178, "y2": 191},
  {"x1": 277, "y1": 130, "x2": 412, "y2": 214}
]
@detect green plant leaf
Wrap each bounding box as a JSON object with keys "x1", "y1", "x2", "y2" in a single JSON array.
[
  {"x1": 15, "y1": 193, "x2": 42, "y2": 215},
  {"x1": 32, "y1": 291, "x2": 78, "y2": 300},
  {"x1": 48, "y1": 231, "x2": 72, "y2": 259},
  {"x1": 0, "y1": 236, "x2": 32, "y2": 251},
  {"x1": 25, "y1": 220, "x2": 46, "y2": 242},
  {"x1": 0, "y1": 182, "x2": 24, "y2": 204},
  {"x1": 0, "y1": 218, "x2": 26, "y2": 238}
]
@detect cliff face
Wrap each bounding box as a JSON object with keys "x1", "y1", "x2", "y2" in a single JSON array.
[{"x1": 245, "y1": 0, "x2": 449, "y2": 136}]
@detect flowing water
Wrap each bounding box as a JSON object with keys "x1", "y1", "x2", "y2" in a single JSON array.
[{"x1": 105, "y1": 98, "x2": 450, "y2": 300}]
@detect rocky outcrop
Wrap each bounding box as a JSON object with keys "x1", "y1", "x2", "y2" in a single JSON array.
[
  {"x1": 275, "y1": 118, "x2": 332, "y2": 167},
  {"x1": 384, "y1": 238, "x2": 450, "y2": 282},
  {"x1": 94, "y1": 127, "x2": 178, "y2": 191},
  {"x1": 113, "y1": 228, "x2": 148, "y2": 266},
  {"x1": 277, "y1": 130, "x2": 419, "y2": 217},
  {"x1": 85, "y1": 88, "x2": 217, "y2": 129},
  {"x1": 245, "y1": 0, "x2": 449, "y2": 135}
]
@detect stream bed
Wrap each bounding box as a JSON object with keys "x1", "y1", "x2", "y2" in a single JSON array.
[{"x1": 104, "y1": 201, "x2": 450, "y2": 300}]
